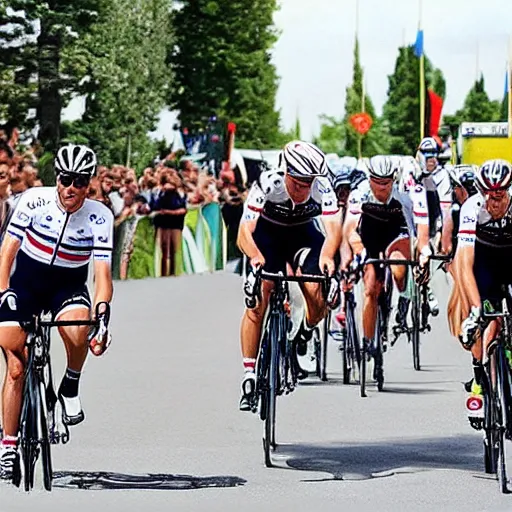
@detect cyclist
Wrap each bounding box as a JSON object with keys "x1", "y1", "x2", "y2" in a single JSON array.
[
  {"x1": 0, "y1": 144, "x2": 113, "y2": 479},
  {"x1": 237, "y1": 140, "x2": 342, "y2": 411},
  {"x1": 455, "y1": 159, "x2": 512, "y2": 428},
  {"x1": 342, "y1": 155, "x2": 430, "y2": 356}
]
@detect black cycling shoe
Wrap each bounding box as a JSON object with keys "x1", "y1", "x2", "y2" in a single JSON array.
[
  {"x1": 395, "y1": 296, "x2": 410, "y2": 329},
  {"x1": 294, "y1": 321, "x2": 314, "y2": 357}
]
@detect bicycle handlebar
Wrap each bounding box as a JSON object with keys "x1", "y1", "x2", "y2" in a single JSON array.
[{"x1": 259, "y1": 270, "x2": 330, "y2": 284}]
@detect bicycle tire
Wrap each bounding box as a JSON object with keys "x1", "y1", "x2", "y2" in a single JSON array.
[
  {"x1": 360, "y1": 338, "x2": 367, "y2": 398},
  {"x1": 483, "y1": 367, "x2": 498, "y2": 475},
  {"x1": 344, "y1": 294, "x2": 361, "y2": 385},
  {"x1": 38, "y1": 381, "x2": 53, "y2": 491},
  {"x1": 257, "y1": 330, "x2": 270, "y2": 422},
  {"x1": 320, "y1": 313, "x2": 329, "y2": 382},
  {"x1": 411, "y1": 287, "x2": 421, "y2": 371},
  {"x1": 264, "y1": 312, "x2": 280, "y2": 467},
  {"x1": 20, "y1": 373, "x2": 38, "y2": 491},
  {"x1": 374, "y1": 307, "x2": 385, "y2": 392},
  {"x1": 496, "y1": 345, "x2": 509, "y2": 493}
]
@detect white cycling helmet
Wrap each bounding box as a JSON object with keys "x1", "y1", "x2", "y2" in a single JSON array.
[
  {"x1": 280, "y1": 140, "x2": 328, "y2": 179},
  {"x1": 54, "y1": 144, "x2": 97, "y2": 177},
  {"x1": 475, "y1": 159, "x2": 512, "y2": 192},
  {"x1": 367, "y1": 155, "x2": 396, "y2": 179},
  {"x1": 417, "y1": 137, "x2": 440, "y2": 157}
]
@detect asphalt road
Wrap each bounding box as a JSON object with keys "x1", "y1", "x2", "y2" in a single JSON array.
[{"x1": 1, "y1": 269, "x2": 511, "y2": 511}]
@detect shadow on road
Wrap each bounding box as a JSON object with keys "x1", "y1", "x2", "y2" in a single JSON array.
[
  {"x1": 276, "y1": 435, "x2": 483, "y2": 481},
  {"x1": 53, "y1": 471, "x2": 246, "y2": 491}
]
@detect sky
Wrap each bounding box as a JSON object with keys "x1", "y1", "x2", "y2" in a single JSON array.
[
  {"x1": 63, "y1": 0, "x2": 512, "y2": 144},
  {"x1": 273, "y1": 0, "x2": 512, "y2": 140}
]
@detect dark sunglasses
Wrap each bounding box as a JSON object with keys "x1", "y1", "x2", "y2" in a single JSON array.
[
  {"x1": 370, "y1": 176, "x2": 393, "y2": 185},
  {"x1": 58, "y1": 173, "x2": 91, "y2": 189}
]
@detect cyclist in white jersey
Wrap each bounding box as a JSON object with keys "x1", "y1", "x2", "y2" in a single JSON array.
[
  {"x1": 342, "y1": 155, "x2": 430, "y2": 354},
  {"x1": 0, "y1": 145, "x2": 113, "y2": 479},
  {"x1": 237, "y1": 141, "x2": 342, "y2": 410}
]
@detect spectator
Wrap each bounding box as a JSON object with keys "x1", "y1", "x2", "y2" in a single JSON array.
[
  {"x1": 152, "y1": 170, "x2": 187, "y2": 276},
  {"x1": 0, "y1": 159, "x2": 11, "y2": 240}
]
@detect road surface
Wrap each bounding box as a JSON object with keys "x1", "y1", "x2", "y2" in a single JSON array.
[{"x1": 1, "y1": 269, "x2": 511, "y2": 511}]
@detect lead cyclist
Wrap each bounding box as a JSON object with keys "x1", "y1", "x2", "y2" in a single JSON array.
[
  {"x1": 0, "y1": 145, "x2": 113, "y2": 479},
  {"x1": 237, "y1": 141, "x2": 342, "y2": 411}
]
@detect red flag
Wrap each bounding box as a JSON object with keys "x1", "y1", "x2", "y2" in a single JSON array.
[{"x1": 427, "y1": 88, "x2": 443, "y2": 138}]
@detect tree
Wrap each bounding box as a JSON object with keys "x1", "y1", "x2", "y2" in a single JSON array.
[
  {"x1": 443, "y1": 75, "x2": 502, "y2": 130},
  {"x1": 169, "y1": 0, "x2": 282, "y2": 148},
  {"x1": 64, "y1": 0, "x2": 173, "y2": 169},
  {"x1": 382, "y1": 45, "x2": 446, "y2": 155},
  {"x1": 0, "y1": 0, "x2": 102, "y2": 152},
  {"x1": 341, "y1": 38, "x2": 381, "y2": 156}
]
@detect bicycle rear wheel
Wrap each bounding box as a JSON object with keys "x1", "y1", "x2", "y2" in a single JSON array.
[
  {"x1": 320, "y1": 313, "x2": 329, "y2": 382},
  {"x1": 343, "y1": 296, "x2": 360, "y2": 385},
  {"x1": 374, "y1": 307, "x2": 385, "y2": 392}
]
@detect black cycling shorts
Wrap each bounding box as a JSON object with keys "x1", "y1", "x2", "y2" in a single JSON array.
[
  {"x1": 251, "y1": 217, "x2": 326, "y2": 275},
  {"x1": 473, "y1": 241, "x2": 512, "y2": 304},
  {"x1": 0, "y1": 251, "x2": 91, "y2": 326}
]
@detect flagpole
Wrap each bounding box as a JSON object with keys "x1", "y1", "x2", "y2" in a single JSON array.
[
  {"x1": 508, "y1": 35, "x2": 512, "y2": 138},
  {"x1": 419, "y1": 0, "x2": 425, "y2": 140}
]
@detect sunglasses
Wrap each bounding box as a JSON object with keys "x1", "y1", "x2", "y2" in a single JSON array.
[{"x1": 58, "y1": 173, "x2": 91, "y2": 189}]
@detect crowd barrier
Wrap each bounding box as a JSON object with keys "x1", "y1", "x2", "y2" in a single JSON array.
[{"x1": 112, "y1": 203, "x2": 227, "y2": 280}]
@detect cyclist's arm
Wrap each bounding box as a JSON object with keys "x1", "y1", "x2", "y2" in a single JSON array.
[
  {"x1": 441, "y1": 214, "x2": 454, "y2": 255},
  {"x1": 0, "y1": 234, "x2": 20, "y2": 290},
  {"x1": 320, "y1": 211, "x2": 342, "y2": 260},
  {"x1": 455, "y1": 202, "x2": 480, "y2": 309},
  {"x1": 92, "y1": 206, "x2": 114, "y2": 309},
  {"x1": 409, "y1": 184, "x2": 430, "y2": 255},
  {"x1": 341, "y1": 192, "x2": 362, "y2": 269},
  {"x1": 0, "y1": 188, "x2": 36, "y2": 289},
  {"x1": 237, "y1": 182, "x2": 265, "y2": 260}
]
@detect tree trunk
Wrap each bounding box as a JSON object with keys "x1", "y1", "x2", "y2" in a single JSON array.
[{"x1": 37, "y1": 15, "x2": 61, "y2": 158}]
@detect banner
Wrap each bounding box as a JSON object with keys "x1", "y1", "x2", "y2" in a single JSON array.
[{"x1": 113, "y1": 204, "x2": 227, "y2": 280}]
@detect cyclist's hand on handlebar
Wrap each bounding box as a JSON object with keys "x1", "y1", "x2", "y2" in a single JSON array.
[
  {"x1": 325, "y1": 274, "x2": 341, "y2": 309},
  {"x1": 319, "y1": 255, "x2": 335, "y2": 277},
  {"x1": 244, "y1": 264, "x2": 262, "y2": 309},
  {"x1": 250, "y1": 254, "x2": 265, "y2": 269},
  {"x1": 89, "y1": 302, "x2": 112, "y2": 357}
]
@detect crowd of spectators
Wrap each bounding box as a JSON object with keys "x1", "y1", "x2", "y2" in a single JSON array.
[{"x1": 0, "y1": 124, "x2": 248, "y2": 279}]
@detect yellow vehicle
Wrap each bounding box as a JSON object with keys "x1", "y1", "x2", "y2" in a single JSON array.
[{"x1": 457, "y1": 122, "x2": 512, "y2": 165}]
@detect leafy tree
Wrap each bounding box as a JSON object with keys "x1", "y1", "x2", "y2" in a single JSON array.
[
  {"x1": 0, "y1": 0, "x2": 102, "y2": 152},
  {"x1": 382, "y1": 45, "x2": 446, "y2": 155},
  {"x1": 170, "y1": 0, "x2": 282, "y2": 148},
  {"x1": 65, "y1": 0, "x2": 172, "y2": 169}
]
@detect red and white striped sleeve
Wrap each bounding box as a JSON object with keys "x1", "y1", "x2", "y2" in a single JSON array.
[{"x1": 408, "y1": 183, "x2": 429, "y2": 226}]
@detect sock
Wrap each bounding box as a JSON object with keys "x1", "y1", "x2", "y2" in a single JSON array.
[
  {"x1": 303, "y1": 317, "x2": 315, "y2": 332},
  {"x1": 59, "y1": 368, "x2": 81, "y2": 398},
  {"x1": 243, "y1": 358, "x2": 256, "y2": 373},
  {"x1": 1, "y1": 435, "x2": 17, "y2": 448},
  {"x1": 472, "y1": 357, "x2": 484, "y2": 387}
]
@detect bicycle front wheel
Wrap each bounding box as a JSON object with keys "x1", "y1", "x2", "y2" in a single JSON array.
[
  {"x1": 496, "y1": 345, "x2": 510, "y2": 493},
  {"x1": 263, "y1": 312, "x2": 281, "y2": 467},
  {"x1": 19, "y1": 374, "x2": 38, "y2": 491},
  {"x1": 38, "y1": 381, "x2": 53, "y2": 491},
  {"x1": 411, "y1": 287, "x2": 421, "y2": 371}
]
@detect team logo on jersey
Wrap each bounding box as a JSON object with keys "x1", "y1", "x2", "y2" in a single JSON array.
[
  {"x1": 463, "y1": 216, "x2": 476, "y2": 224},
  {"x1": 98, "y1": 235, "x2": 109, "y2": 243},
  {"x1": 89, "y1": 213, "x2": 97, "y2": 222},
  {"x1": 27, "y1": 197, "x2": 49, "y2": 210},
  {"x1": 95, "y1": 217, "x2": 106, "y2": 225},
  {"x1": 16, "y1": 211, "x2": 29, "y2": 223},
  {"x1": 46, "y1": 215, "x2": 52, "y2": 222}
]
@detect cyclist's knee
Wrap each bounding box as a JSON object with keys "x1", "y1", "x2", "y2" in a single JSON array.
[{"x1": 6, "y1": 350, "x2": 25, "y2": 381}]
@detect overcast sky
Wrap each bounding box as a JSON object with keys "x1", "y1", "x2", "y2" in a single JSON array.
[
  {"x1": 64, "y1": 0, "x2": 512, "y2": 144},
  {"x1": 273, "y1": 0, "x2": 512, "y2": 139}
]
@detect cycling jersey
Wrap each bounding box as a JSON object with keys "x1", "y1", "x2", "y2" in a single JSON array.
[
  {"x1": 457, "y1": 193, "x2": 512, "y2": 302},
  {"x1": 400, "y1": 165, "x2": 452, "y2": 237},
  {"x1": 457, "y1": 194, "x2": 504, "y2": 249},
  {"x1": 242, "y1": 169, "x2": 339, "y2": 226},
  {"x1": 6, "y1": 187, "x2": 114, "y2": 269}
]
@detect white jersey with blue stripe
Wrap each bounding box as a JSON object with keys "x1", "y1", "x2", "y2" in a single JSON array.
[{"x1": 6, "y1": 187, "x2": 114, "y2": 269}]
